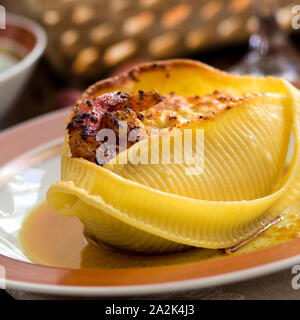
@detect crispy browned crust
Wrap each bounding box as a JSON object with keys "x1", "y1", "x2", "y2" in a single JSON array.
[
  {"x1": 67, "y1": 91, "x2": 240, "y2": 164},
  {"x1": 67, "y1": 59, "x2": 229, "y2": 129},
  {"x1": 67, "y1": 90, "x2": 163, "y2": 163}
]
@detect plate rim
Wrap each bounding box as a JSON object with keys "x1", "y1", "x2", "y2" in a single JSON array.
[
  {"x1": 2, "y1": 240, "x2": 300, "y2": 296},
  {"x1": 1, "y1": 107, "x2": 300, "y2": 296}
]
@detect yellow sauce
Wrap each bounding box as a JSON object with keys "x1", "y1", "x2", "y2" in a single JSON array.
[{"x1": 19, "y1": 201, "x2": 300, "y2": 269}]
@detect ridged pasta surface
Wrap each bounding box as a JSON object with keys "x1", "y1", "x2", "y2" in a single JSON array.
[{"x1": 47, "y1": 60, "x2": 300, "y2": 252}]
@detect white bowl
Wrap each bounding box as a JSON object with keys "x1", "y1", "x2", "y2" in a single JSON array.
[{"x1": 0, "y1": 13, "x2": 47, "y2": 118}]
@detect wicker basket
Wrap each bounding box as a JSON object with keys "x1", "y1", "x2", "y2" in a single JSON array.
[{"x1": 23, "y1": 0, "x2": 297, "y2": 80}]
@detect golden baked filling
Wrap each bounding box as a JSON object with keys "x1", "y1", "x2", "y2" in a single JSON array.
[
  {"x1": 67, "y1": 89, "x2": 236, "y2": 164},
  {"x1": 47, "y1": 59, "x2": 300, "y2": 253}
]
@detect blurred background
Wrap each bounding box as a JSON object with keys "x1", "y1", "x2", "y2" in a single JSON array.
[{"x1": 1, "y1": 0, "x2": 300, "y2": 130}]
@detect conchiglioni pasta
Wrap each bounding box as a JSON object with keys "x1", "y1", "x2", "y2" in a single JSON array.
[{"x1": 47, "y1": 60, "x2": 300, "y2": 253}]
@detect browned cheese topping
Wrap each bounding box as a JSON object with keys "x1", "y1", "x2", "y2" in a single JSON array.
[{"x1": 67, "y1": 89, "x2": 241, "y2": 164}]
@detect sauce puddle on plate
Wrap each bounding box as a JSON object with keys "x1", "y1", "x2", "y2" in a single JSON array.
[{"x1": 19, "y1": 201, "x2": 300, "y2": 269}]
